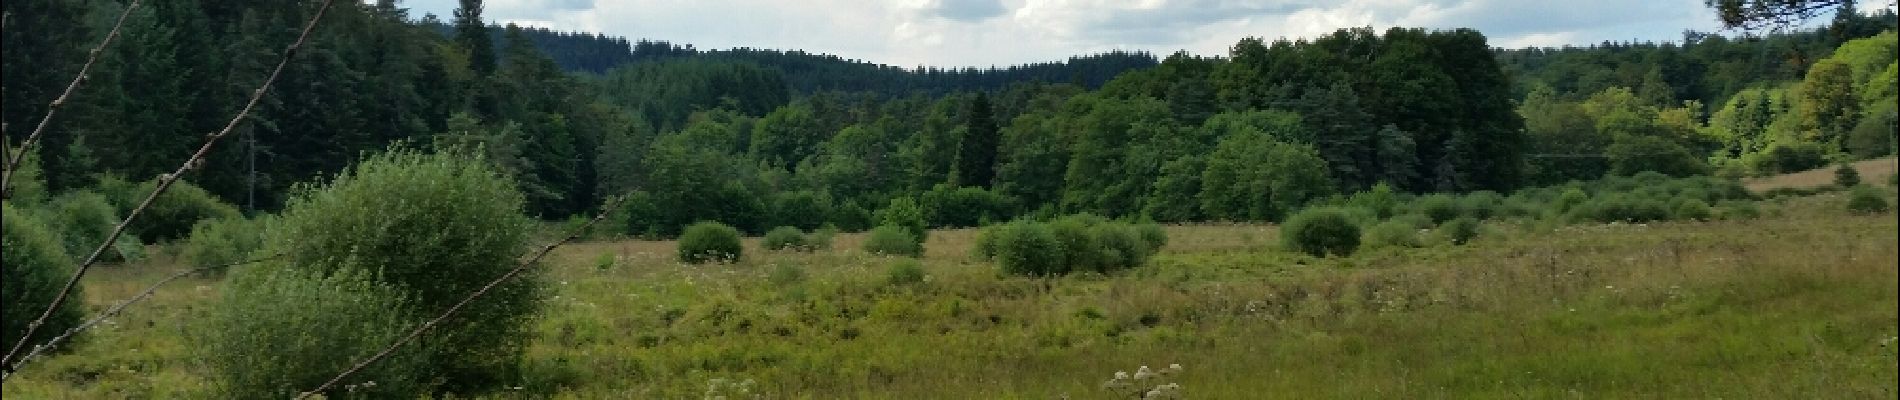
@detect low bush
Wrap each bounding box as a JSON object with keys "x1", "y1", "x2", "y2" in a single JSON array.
[
  {"x1": 809, "y1": 225, "x2": 838, "y2": 250},
  {"x1": 261, "y1": 148, "x2": 541, "y2": 391},
  {"x1": 199, "y1": 269, "x2": 428, "y2": 399},
  {"x1": 919, "y1": 185, "x2": 1019, "y2": 228},
  {"x1": 183, "y1": 217, "x2": 269, "y2": 275},
  {"x1": 2, "y1": 204, "x2": 86, "y2": 358},
  {"x1": 875, "y1": 197, "x2": 929, "y2": 245},
  {"x1": 769, "y1": 190, "x2": 833, "y2": 231},
  {"x1": 1281, "y1": 207, "x2": 1361, "y2": 257},
  {"x1": 1440, "y1": 217, "x2": 1482, "y2": 245},
  {"x1": 762, "y1": 226, "x2": 812, "y2": 251},
  {"x1": 1458, "y1": 191, "x2": 1505, "y2": 220},
  {"x1": 95, "y1": 175, "x2": 242, "y2": 243},
  {"x1": 1846, "y1": 186, "x2": 1890, "y2": 214},
  {"x1": 1363, "y1": 219, "x2": 1423, "y2": 249},
  {"x1": 982, "y1": 216, "x2": 1166, "y2": 276},
  {"x1": 885, "y1": 259, "x2": 926, "y2": 286},
  {"x1": 680, "y1": 221, "x2": 745, "y2": 263},
  {"x1": 1553, "y1": 187, "x2": 1589, "y2": 215},
  {"x1": 1345, "y1": 182, "x2": 1403, "y2": 219},
  {"x1": 1670, "y1": 197, "x2": 1714, "y2": 221},
  {"x1": 862, "y1": 226, "x2": 923, "y2": 257},
  {"x1": 45, "y1": 191, "x2": 123, "y2": 263},
  {"x1": 1835, "y1": 164, "x2": 1861, "y2": 188},
  {"x1": 1411, "y1": 194, "x2": 1461, "y2": 224},
  {"x1": 1566, "y1": 194, "x2": 1671, "y2": 224}
]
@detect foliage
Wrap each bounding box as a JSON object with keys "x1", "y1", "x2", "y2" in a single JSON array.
[
  {"x1": 1439, "y1": 217, "x2": 1482, "y2": 245},
  {"x1": 763, "y1": 226, "x2": 814, "y2": 252},
  {"x1": 1834, "y1": 164, "x2": 1862, "y2": 187},
  {"x1": 1363, "y1": 219, "x2": 1424, "y2": 249},
  {"x1": 1567, "y1": 193, "x2": 1673, "y2": 223},
  {"x1": 1199, "y1": 130, "x2": 1332, "y2": 222},
  {"x1": 981, "y1": 215, "x2": 1164, "y2": 276},
  {"x1": 1670, "y1": 197, "x2": 1715, "y2": 221},
  {"x1": 679, "y1": 221, "x2": 745, "y2": 263},
  {"x1": 919, "y1": 185, "x2": 1018, "y2": 228},
  {"x1": 260, "y1": 148, "x2": 539, "y2": 391},
  {"x1": 768, "y1": 191, "x2": 833, "y2": 231},
  {"x1": 875, "y1": 197, "x2": 929, "y2": 245},
  {"x1": 885, "y1": 258, "x2": 927, "y2": 286},
  {"x1": 183, "y1": 217, "x2": 268, "y2": 275},
  {"x1": 95, "y1": 176, "x2": 242, "y2": 244},
  {"x1": 1411, "y1": 194, "x2": 1462, "y2": 225},
  {"x1": 1845, "y1": 186, "x2": 1890, "y2": 214},
  {"x1": 862, "y1": 226, "x2": 924, "y2": 257},
  {"x1": 43, "y1": 191, "x2": 123, "y2": 263},
  {"x1": 1280, "y1": 207, "x2": 1362, "y2": 257},
  {"x1": 198, "y1": 269, "x2": 428, "y2": 399},
  {"x1": 1, "y1": 203, "x2": 86, "y2": 360}
]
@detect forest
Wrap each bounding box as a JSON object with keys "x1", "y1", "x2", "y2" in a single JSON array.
[{"x1": 1, "y1": 0, "x2": 1897, "y2": 398}]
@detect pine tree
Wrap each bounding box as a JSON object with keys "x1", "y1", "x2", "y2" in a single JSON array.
[{"x1": 952, "y1": 93, "x2": 1000, "y2": 188}]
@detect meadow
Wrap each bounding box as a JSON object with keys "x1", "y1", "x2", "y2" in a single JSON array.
[{"x1": 3, "y1": 185, "x2": 1895, "y2": 399}]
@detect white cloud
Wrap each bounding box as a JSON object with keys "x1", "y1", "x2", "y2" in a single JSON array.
[{"x1": 395, "y1": 0, "x2": 1889, "y2": 67}]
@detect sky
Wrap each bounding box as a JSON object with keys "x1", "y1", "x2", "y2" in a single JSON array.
[{"x1": 396, "y1": 0, "x2": 1894, "y2": 68}]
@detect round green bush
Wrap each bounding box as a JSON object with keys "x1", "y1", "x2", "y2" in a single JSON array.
[
  {"x1": 95, "y1": 175, "x2": 241, "y2": 243},
  {"x1": 1440, "y1": 217, "x2": 1482, "y2": 246},
  {"x1": 985, "y1": 221, "x2": 1064, "y2": 276},
  {"x1": 1088, "y1": 222, "x2": 1151, "y2": 273},
  {"x1": 1458, "y1": 190, "x2": 1504, "y2": 220},
  {"x1": 1567, "y1": 194, "x2": 1671, "y2": 223},
  {"x1": 1553, "y1": 187, "x2": 1589, "y2": 215},
  {"x1": 261, "y1": 148, "x2": 540, "y2": 391},
  {"x1": 1281, "y1": 207, "x2": 1362, "y2": 257},
  {"x1": 1846, "y1": 186, "x2": 1890, "y2": 214},
  {"x1": 45, "y1": 191, "x2": 124, "y2": 263},
  {"x1": 862, "y1": 225, "x2": 924, "y2": 257},
  {"x1": 2, "y1": 204, "x2": 86, "y2": 359},
  {"x1": 1412, "y1": 194, "x2": 1461, "y2": 224},
  {"x1": 874, "y1": 197, "x2": 929, "y2": 244},
  {"x1": 1670, "y1": 197, "x2": 1714, "y2": 221},
  {"x1": 762, "y1": 226, "x2": 811, "y2": 251},
  {"x1": 679, "y1": 221, "x2": 745, "y2": 263},
  {"x1": 199, "y1": 269, "x2": 428, "y2": 399},
  {"x1": 769, "y1": 190, "x2": 833, "y2": 231},
  {"x1": 1363, "y1": 219, "x2": 1423, "y2": 249},
  {"x1": 183, "y1": 216, "x2": 268, "y2": 275},
  {"x1": 886, "y1": 258, "x2": 926, "y2": 286},
  {"x1": 1835, "y1": 164, "x2": 1862, "y2": 188}
]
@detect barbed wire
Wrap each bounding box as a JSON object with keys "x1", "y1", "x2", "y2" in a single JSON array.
[
  {"x1": 295, "y1": 194, "x2": 628, "y2": 399},
  {"x1": 0, "y1": 0, "x2": 340, "y2": 368},
  {"x1": 0, "y1": 0, "x2": 141, "y2": 199},
  {"x1": 0, "y1": 254, "x2": 282, "y2": 378}
]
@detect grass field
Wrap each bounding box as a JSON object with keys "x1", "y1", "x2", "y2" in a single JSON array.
[
  {"x1": 1745, "y1": 157, "x2": 1898, "y2": 192},
  {"x1": 3, "y1": 191, "x2": 1895, "y2": 399}
]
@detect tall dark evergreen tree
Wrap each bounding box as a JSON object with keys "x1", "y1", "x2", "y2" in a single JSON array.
[
  {"x1": 953, "y1": 93, "x2": 1000, "y2": 188},
  {"x1": 453, "y1": 0, "x2": 495, "y2": 77}
]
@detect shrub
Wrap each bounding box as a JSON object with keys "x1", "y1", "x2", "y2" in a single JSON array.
[
  {"x1": 183, "y1": 217, "x2": 268, "y2": 275},
  {"x1": 95, "y1": 175, "x2": 241, "y2": 243},
  {"x1": 768, "y1": 190, "x2": 833, "y2": 231},
  {"x1": 830, "y1": 200, "x2": 875, "y2": 232},
  {"x1": 679, "y1": 221, "x2": 745, "y2": 263},
  {"x1": 2, "y1": 204, "x2": 86, "y2": 359},
  {"x1": 199, "y1": 269, "x2": 428, "y2": 399},
  {"x1": 1846, "y1": 186, "x2": 1891, "y2": 214},
  {"x1": 1281, "y1": 207, "x2": 1362, "y2": 257},
  {"x1": 260, "y1": 148, "x2": 540, "y2": 391},
  {"x1": 1412, "y1": 194, "x2": 1461, "y2": 224},
  {"x1": 1440, "y1": 217, "x2": 1482, "y2": 245},
  {"x1": 1458, "y1": 191, "x2": 1504, "y2": 220},
  {"x1": 1567, "y1": 194, "x2": 1671, "y2": 224},
  {"x1": 1087, "y1": 222, "x2": 1151, "y2": 273},
  {"x1": 863, "y1": 226, "x2": 923, "y2": 257},
  {"x1": 885, "y1": 259, "x2": 926, "y2": 286},
  {"x1": 1714, "y1": 200, "x2": 1762, "y2": 220},
  {"x1": 809, "y1": 225, "x2": 838, "y2": 250},
  {"x1": 919, "y1": 185, "x2": 1018, "y2": 228},
  {"x1": 1835, "y1": 164, "x2": 1862, "y2": 188},
  {"x1": 762, "y1": 226, "x2": 812, "y2": 251},
  {"x1": 45, "y1": 191, "x2": 123, "y2": 263},
  {"x1": 875, "y1": 197, "x2": 929, "y2": 244},
  {"x1": 1670, "y1": 197, "x2": 1714, "y2": 221},
  {"x1": 1754, "y1": 142, "x2": 1830, "y2": 174},
  {"x1": 1346, "y1": 182, "x2": 1403, "y2": 219},
  {"x1": 1363, "y1": 219, "x2": 1423, "y2": 249},
  {"x1": 983, "y1": 220, "x2": 1064, "y2": 276},
  {"x1": 1135, "y1": 223, "x2": 1168, "y2": 250}
]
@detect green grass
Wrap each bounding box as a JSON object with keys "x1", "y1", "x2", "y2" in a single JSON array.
[{"x1": 4, "y1": 195, "x2": 1895, "y2": 399}]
